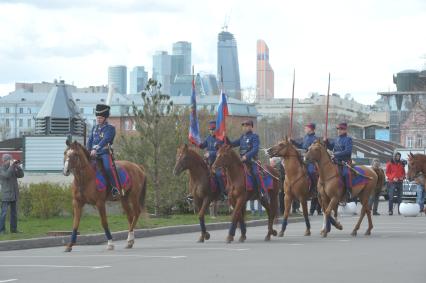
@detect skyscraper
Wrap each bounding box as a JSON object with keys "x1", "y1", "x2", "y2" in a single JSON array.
[
  {"x1": 172, "y1": 41, "x2": 192, "y2": 75},
  {"x1": 130, "y1": 66, "x2": 148, "y2": 94},
  {"x1": 256, "y1": 40, "x2": 274, "y2": 101},
  {"x1": 152, "y1": 51, "x2": 172, "y2": 94},
  {"x1": 108, "y1": 65, "x2": 127, "y2": 94},
  {"x1": 217, "y1": 30, "x2": 241, "y2": 100}
]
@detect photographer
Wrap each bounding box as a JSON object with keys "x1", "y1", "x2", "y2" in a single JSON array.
[
  {"x1": 385, "y1": 152, "x2": 405, "y2": 216},
  {"x1": 0, "y1": 154, "x2": 24, "y2": 234}
]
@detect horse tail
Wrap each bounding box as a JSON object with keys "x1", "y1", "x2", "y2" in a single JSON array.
[{"x1": 139, "y1": 170, "x2": 148, "y2": 220}]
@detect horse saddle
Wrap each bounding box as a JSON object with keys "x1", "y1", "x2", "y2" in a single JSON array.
[
  {"x1": 338, "y1": 165, "x2": 369, "y2": 190},
  {"x1": 243, "y1": 163, "x2": 274, "y2": 192},
  {"x1": 92, "y1": 161, "x2": 131, "y2": 192},
  {"x1": 209, "y1": 170, "x2": 227, "y2": 193}
]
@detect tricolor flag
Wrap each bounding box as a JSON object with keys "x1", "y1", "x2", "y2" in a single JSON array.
[
  {"x1": 188, "y1": 75, "x2": 201, "y2": 145},
  {"x1": 215, "y1": 90, "x2": 229, "y2": 141}
]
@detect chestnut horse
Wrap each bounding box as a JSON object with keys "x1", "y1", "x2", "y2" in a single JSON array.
[
  {"x1": 173, "y1": 144, "x2": 221, "y2": 242},
  {"x1": 305, "y1": 140, "x2": 377, "y2": 237},
  {"x1": 63, "y1": 140, "x2": 147, "y2": 252},
  {"x1": 267, "y1": 137, "x2": 313, "y2": 237},
  {"x1": 212, "y1": 145, "x2": 279, "y2": 243},
  {"x1": 407, "y1": 153, "x2": 426, "y2": 203}
]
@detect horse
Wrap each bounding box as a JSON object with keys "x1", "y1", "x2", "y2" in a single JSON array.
[
  {"x1": 267, "y1": 137, "x2": 314, "y2": 237},
  {"x1": 173, "y1": 144, "x2": 221, "y2": 242},
  {"x1": 407, "y1": 153, "x2": 426, "y2": 184},
  {"x1": 63, "y1": 140, "x2": 147, "y2": 252},
  {"x1": 211, "y1": 144, "x2": 279, "y2": 243},
  {"x1": 305, "y1": 139, "x2": 378, "y2": 237}
]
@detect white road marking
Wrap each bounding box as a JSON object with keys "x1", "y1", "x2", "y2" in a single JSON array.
[
  {"x1": 0, "y1": 265, "x2": 111, "y2": 269},
  {"x1": 187, "y1": 247, "x2": 249, "y2": 251},
  {"x1": 0, "y1": 280, "x2": 18, "y2": 283}
]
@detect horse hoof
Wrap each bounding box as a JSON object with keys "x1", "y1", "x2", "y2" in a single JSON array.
[
  {"x1": 304, "y1": 230, "x2": 311, "y2": 236},
  {"x1": 64, "y1": 246, "x2": 72, "y2": 252},
  {"x1": 107, "y1": 244, "x2": 114, "y2": 250},
  {"x1": 197, "y1": 237, "x2": 204, "y2": 243},
  {"x1": 351, "y1": 231, "x2": 357, "y2": 237},
  {"x1": 272, "y1": 230, "x2": 278, "y2": 237},
  {"x1": 322, "y1": 232, "x2": 328, "y2": 238},
  {"x1": 239, "y1": 235, "x2": 246, "y2": 243},
  {"x1": 204, "y1": 232, "x2": 210, "y2": 240},
  {"x1": 264, "y1": 235, "x2": 271, "y2": 241},
  {"x1": 226, "y1": 235, "x2": 234, "y2": 243},
  {"x1": 126, "y1": 240, "x2": 134, "y2": 249},
  {"x1": 278, "y1": 231, "x2": 284, "y2": 237},
  {"x1": 336, "y1": 223, "x2": 343, "y2": 230},
  {"x1": 364, "y1": 231, "x2": 371, "y2": 236}
]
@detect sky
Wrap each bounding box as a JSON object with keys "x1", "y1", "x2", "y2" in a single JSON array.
[{"x1": 0, "y1": 0, "x2": 425, "y2": 104}]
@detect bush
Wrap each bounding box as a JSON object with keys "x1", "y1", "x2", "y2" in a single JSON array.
[{"x1": 19, "y1": 183, "x2": 73, "y2": 218}]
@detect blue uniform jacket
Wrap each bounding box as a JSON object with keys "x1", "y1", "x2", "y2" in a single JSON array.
[
  {"x1": 87, "y1": 122, "x2": 116, "y2": 155},
  {"x1": 230, "y1": 131, "x2": 260, "y2": 161},
  {"x1": 199, "y1": 135, "x2": 223, "y2": 165},
  {"x1": 326, "y1": 133, "x2": 353, "y2": 162},
  {"x1": 292, "y1": 132, "x2": 317, "y2": 151}
]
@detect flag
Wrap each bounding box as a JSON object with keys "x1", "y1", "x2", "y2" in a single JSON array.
[
  {"x1": 215, "y1": 90, "x2": 229, "y2": 141},
  {"x1": 188, "y1": 76, "x2": 201, "y2": 145}
]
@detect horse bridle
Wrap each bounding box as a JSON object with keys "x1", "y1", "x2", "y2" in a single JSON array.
[{"x1": 314, "y1": 144, "x2": 339, "y2": 185}]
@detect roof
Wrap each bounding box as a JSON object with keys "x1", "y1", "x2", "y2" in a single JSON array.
[
  {"x1": 377, "y1": 91, "x2": 426, "y2": 96},
  {"x1": 36, "y1": 83, "x2": 82, "y2": 119},
  {"x1": 397, "y1": 69, "x2": 420, "y2": 74},
  {"x1": 0, "y1": 138, "x2": 23, "y2": 150}
]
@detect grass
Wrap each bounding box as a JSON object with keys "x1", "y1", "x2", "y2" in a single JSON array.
[{"x1": 0, "y1": 213, "x2": 268, "y2": 241}]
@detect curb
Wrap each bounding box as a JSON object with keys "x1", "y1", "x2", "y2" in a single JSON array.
[{"x1": 0, "y1": 217, "x2": 304, "y2": 251}]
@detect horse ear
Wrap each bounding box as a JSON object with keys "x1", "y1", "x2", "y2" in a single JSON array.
[
  {"x1": 65, "y1": 139, "x2": 70, "y2": 147},
  {"x1": 410, "y1": 152, "x2": 414, "y2": 158},
  {"x1": 285, "y1": 135, "x2": 288, "y2": 141}
]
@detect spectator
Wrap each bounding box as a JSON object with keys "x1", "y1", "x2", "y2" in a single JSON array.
[
  {"x1": 385, "y1": 152, "x2": 405, "y2": 215},
  {"x1": 0, "y1": 154, "x2": 24, "y2": 234},
  {"x1": 249, "y1": 200, "x2": 263, "y2": 216},
  {"x1": 415, "y1": 174, "x2": 425, "y2": 213},
  {"x1": 369, "y1": 158, "x2": 385, "y2": 215}
]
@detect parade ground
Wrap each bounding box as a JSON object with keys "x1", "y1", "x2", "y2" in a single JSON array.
[{"x1": 0, "y1": 205, "x2": 425, "y2": 283}]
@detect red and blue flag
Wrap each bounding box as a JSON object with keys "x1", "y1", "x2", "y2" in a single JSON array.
[
  {"x1": 188, "y1": 76, "x2": 201, "y2": 145},
  {"x1": 215, "y1": 90, "x2": 229, "y2": 141}
]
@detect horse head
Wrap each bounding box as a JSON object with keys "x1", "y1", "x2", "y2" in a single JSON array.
[
  {"x1": 267, "y1": 136, "x2": 295, "y2": 158},
  {"x1": 212, "y1": 144, "x2": 237, "y2": 171},
  {"x1": 407, "y1": 152, "x2": 425, "y2": 182},
  {"x1": 173, "y1": 144, "x2": 190, "y2": 176},
  {"x1": 305, "y1": 138, "x2": 326, "y2": 163},
  {"x1": 63, "y1": 140, "x2": 90, "y2": 176}
]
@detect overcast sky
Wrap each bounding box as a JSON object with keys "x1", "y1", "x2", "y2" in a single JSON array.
[{"x1": 0, "y1": 0, "x2": 425, "y2": 104}]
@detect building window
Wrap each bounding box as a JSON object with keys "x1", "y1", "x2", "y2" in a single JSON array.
[
  {"x1": 5, "y1": 119, "x2": 9, "y2": 127},
  {"x1": 406, "y1": 136, "x2": 413, "y2": 148},
  {"x1": 417, "y1": 136, "x2": 422, "y2": 148},
  {"x1": 28, "y1": 108, "x2": 31, "y2": 114},
  {"x1": 6, "y1": 108, "x2": 9, "y2": 114},
  {"x1": 28, "y1": 119, "x2": 32, "y2": 127},
  {"x1": 19, "y1": 107, "x2": 23, "y2": 114},
  {"x1": 19, "y1": 119, "x2": 23, "y2": 128}
]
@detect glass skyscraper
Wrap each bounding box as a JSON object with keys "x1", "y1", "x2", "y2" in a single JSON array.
[
  {"x1": 129, "y1": 66, "x2": 148, "y2": 94},
  {"x1": 108, "y1": 65, "x2": 127, "y2": 94},
  {"x1": 172, "y1": 41, "x2": 192, "y2": 75},
  {"x1": 152, "y1": 51, "x2": 172, "y2": 94},
  {"x1": 256, "y1": 40, "x2": 274, "y2": 101},
  {"x1": 217, "y1": 30, "x2": 241, "y2": 100}
]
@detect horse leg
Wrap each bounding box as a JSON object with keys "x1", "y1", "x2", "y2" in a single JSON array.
[
  {"x1": 351, "y1": 203, "x2": 366, "y2": 237},
  {"x1": 279, "y1": 194, "x2": 292, "y2": 237},
  {"x1": 259, "y1": 195, "x2": 274, "y2": 241},
  {"x1": 65, "y1": 201, "x2": 83, "y2": 252},
  {"x1": 121, "y1": 198, "x2": 135, "y2": 248},
  {"x1": 227, "y1": 196, "x2": 245, "y2": 244},
  {"x1": 126, "y1": 195, "x2": 142, "y2": 249},
  {"x1": 198, "y1": 197, "x2": 211, "y2": 243},
  {"x1": 301, "y1": 198, "x2": 311, "y2": 236},
  {"x1": 323, "y1": 196, "x2": 338, "y2": 237},
  {"x1": 96, "y1": 201, "x2": 114, "y2": 250},
  {"x1": 361, "y1": 191, "x2": 374, "y2": 236},
  {"x1": 239, "y1": 206, "x2": 247, "y2": 242}
]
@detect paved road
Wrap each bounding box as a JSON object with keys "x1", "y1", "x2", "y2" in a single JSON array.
[{"x1": 1, "y1": 204, "x2": 425, "y2": 283}]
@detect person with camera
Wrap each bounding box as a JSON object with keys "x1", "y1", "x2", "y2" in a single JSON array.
[
  {"x1": 385, "y1": 152, "x2": 405, "y2": 215},
  {"x1": 0, "y1": 154, "x2": 24, "y2": 234}
]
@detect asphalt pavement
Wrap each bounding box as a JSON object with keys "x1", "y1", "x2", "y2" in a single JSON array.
[{"x1": 1, "y1": 203, "x2": 425, "y2": 283}]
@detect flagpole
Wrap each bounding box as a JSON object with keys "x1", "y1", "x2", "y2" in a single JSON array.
[
  {"x1": 220, "y1": 65, "x2": 226, "y2": 141},
  {"x1": 289, "y1": 68, "x2": 295, "y2": 139},
  {"x1": 325, "y1": 72, "x2": 331, "y2": 139}
]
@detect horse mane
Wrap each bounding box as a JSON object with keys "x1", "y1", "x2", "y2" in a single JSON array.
[
  {"x1": 73, "y1": 141, "x2": 91, "y2": 162},
  {"x1": 186, "y1": 147, "x2": 209, "y2": 171},
  {"x1": 287, "y1": 142, "x2": 304, "y2": 167}
]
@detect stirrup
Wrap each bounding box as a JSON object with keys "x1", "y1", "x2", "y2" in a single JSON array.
[{"x1": 111, "y1": 187, "x2": 120, "y2": 198}]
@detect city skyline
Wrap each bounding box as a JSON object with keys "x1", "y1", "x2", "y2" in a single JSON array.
[{"x1": 0, "y1": 0, "x2": 425, "y2": 104}]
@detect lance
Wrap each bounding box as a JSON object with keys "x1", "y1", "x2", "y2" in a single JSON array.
[
  {"x1": 324, "y1": 72, "x2": 331, "y2": 139},
  {"x1": 289, "y1": 68, "x2": 295, "y2": 139},
  {"x1": 254, "y1": 160, "x2": 280, "y2": 181}
]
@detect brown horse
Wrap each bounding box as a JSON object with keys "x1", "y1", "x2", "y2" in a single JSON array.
[
  {"x1": 305, "y1": 140, "x2": 377, "y2": 237},
  {"x1": 407, "y1": 153, "x2": 426, "y2": 184},
  {"x1": 267, "y1": 137, "x2": 313, "y2": 237},
  {"x1": 212, "y1": 144, "x2": 279, "y2": 243},
  {"x1": 173, "y1": 144, "x2": 220, "y2": 242},
  {"x1": 63, "y1": 140, "x2": 147, "y2": 252}
]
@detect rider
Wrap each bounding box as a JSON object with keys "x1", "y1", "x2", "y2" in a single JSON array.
[
  {"x1": 324, "y1": 122, "x2": 353, "y2": 200},
  {"x1": 230, "y1": 120, "x2": 268, "y2": 202},
  {"x1": 198, "y1": 121, "x2": 226, "y2": 199},
  {"x1": 291, "y1": 122, "x2": 321, "y2": 215},
  {"x1": 87, "y1": 104, "x2": 120, "y2": 198}
]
